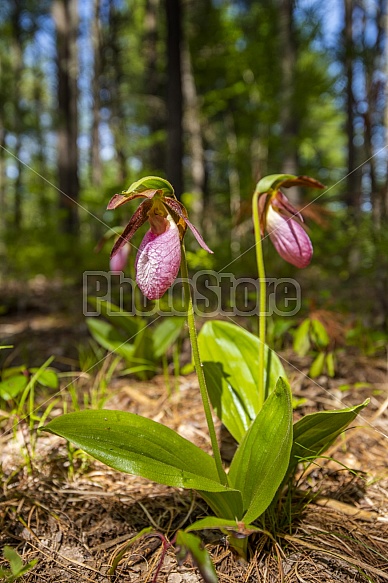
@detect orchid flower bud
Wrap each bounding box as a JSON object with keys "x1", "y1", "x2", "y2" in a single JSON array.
[
  {"x1": 110, "y1": 243, "x2": 130, "y2": 272},
  {"x1": 266, "y1": 204, "x2": 313, "y2": 268}
]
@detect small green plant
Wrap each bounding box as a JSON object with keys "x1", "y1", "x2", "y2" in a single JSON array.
[
  {"x1": 43, "y1": 175, "x2": 367, "y2": 581},
  {"x1": 0, "y1": 546, "x2": 37, "y2": 582},
  {"x1": 293, "y1": 315, "x2": 336, "y2": 377},
  {"x1": 86, "y1": 298, "x2": 185, "y2": 379}
]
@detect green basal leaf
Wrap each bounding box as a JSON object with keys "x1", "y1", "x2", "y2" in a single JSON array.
[
  {"x1": 310, "y1": 319, "x2": 330, "y2": 348},
  {"x1": 0, "y1": 376, "x2": 28, "y2": 400},
  {"x1": 203, "y1": 362, "x2": 251, "y2": 443},
  {"x1": 123, "y1": 176, "x2": 175, "y2": 198},
  {"x1": 198, "y1": 320, "x2": 286, "y2": 422},
  {"x1": 3, "y1": 546, "x2": 23, "y2": 575},
  {"x1": 176, "y1": 531, "x2": 218, "y2": 583},
  {"x1": 185, "y1": 517, "x2": 242, "y2": 533},
  {"x1": 288, "y1": 399, "x2": 369, "y2": 474},
  {"x1": 43, "y1": 410, "x2": 237, "y2": 493},
  {"x1": 228, "y1": 378, "x2": 293, "y2": 524},
  {"x1": 309, "y1": 352, "x2": 326, "y2": 378},
  {"x1": 326, "y1": 351, "x2": 335, "y2": 377},
  {"x1": 293, "y1": 319, "x2": 311, "y2": 356},
  {"x1": 152, "y1": 317, "x2": 185, "y2": 360},
  {"x1": 29, "y1": 368, "x2": 58, "y2": 389},
  {"x1": 199, "y1": 489, "x2": 243, "y2": 521},
  {"x1": 87, "y1": 297, "x2": 141, "y2": 338},
  {"x1": 86, "y1": 318, "x2": 141, "y2": 363},
  {"x1": 2, "y1": 366, "x2": 26, "y2": 379}
]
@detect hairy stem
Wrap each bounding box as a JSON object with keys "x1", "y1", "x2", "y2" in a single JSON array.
[{"x1": 180, "y1": 244, "x2": 228, "y2": 486}]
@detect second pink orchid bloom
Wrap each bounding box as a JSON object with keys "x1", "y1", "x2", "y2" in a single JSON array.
[{"x1": 260, "y1": 191, "x2": 313, "y2": 268}]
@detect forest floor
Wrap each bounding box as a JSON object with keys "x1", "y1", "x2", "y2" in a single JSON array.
[{"x1": 1, "y1": 279, "x2": 388, "y2": 582}]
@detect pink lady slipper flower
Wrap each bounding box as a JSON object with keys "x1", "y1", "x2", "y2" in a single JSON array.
[
  {"x1": 107, "y1": 177, "x2": 212, "y2": 300},
  {"x1": 256, "y1": 174, "x2": 325, "y2": 268}
]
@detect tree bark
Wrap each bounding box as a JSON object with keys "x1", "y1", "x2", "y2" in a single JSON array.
[
  {"x1": 166, "y1": 0, "x2": 183, "y2": 199},
  {"x1": 144, "y1": 0, "x2": 164, "y2": 173},
  {"x1": 343, "y1": 0, "x2": 361, "y2": 211},
  {"x1": 90, "y1": 0, "x2": 102, "y2": 187},
  {"x1": 52, "y1": 0, "x2": 80, "y2": 235},
  {"x1": 10, "y1": 0, "x2": 24, "y2": 228},
  {"x1": 182, "y1": 41, "x2": 205, "y2": 222},
  {"x1": 279, "y1": 0, "x2": 299, "y2": 205},
  {"x1": 106, "y1": 0, "x2": 127, "y2": 184}
]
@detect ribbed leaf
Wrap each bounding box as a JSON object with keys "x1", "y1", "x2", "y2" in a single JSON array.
[
  {"x1": 203, "y1": 362, "x2": 251, "y2": 443},
  {"x1": 228, "y1": 378, "x2": 293, "y2": 524},
  {"x1": 152, "y1": 317, "x2": 185, "y2": 360},
  {"x1": 44, "y1": 410, "x2": 236, "y2": 493},
  {"x1": 198, "y1": 321, "x2": 286, "y2": 421},
  {"x1": 289, "y1": 399, "x2": 369, "y2": 473}
]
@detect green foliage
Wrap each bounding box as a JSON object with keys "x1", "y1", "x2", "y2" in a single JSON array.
[
  {"x1": 0, "y1": 546, "x2": 37, "y2": 582},
  {"x1": 86, "y1": 298, "x2": 185, "y2": 378},
  {"x1": 0, "y1": 361, "x2": 58, "y2": 403},
  {"x1": 175, "y1": 531, "x2": 218, "y2": 583},
  {"x1": 287, "y1": 400, "x2": 369, "y2": 477},
  {"x1": 228, "y1": 378, "x2": 293, "y2": 524},
  {"x1": 44, "y1": 410, "x2": 234, "y2": 493},
  {"x1": 198, "y1": 320, "x2": 286, "y2": 429},
  {"x1": 293, "y1": 317, "x2": 335, "y2": 378}
]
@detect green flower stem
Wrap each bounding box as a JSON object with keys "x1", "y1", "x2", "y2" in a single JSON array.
[
  {"x1": 252, "y1": 190, "x2": 267, "y2": 408},
  {"x1": 180, "y1": 244, "x2": 228, "y2": 486}
]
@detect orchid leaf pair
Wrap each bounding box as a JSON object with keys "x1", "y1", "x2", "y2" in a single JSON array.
[{"x1": 43, "y1": 377, "x2": 293, "y2": 560}]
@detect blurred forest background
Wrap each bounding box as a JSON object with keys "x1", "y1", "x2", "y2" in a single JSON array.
[{"x1": 0, "y1": 0, "x2": 387, "y2": 330}]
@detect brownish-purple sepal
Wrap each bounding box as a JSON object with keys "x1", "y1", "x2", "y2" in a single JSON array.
[
  {"x1": 107, "y1": 189, "x2": 160, "y2": 210},
  {"x1": 163, "y1": 198, "x2": 213, "y2": 253},
  {"x1": 110, "y1": 200, "x2": 152, "y2": 258},
  {"x1": 279, "y1": 176, "x2": 325, "y2": 190}
]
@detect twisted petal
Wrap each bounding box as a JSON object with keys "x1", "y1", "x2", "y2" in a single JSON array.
[
  {"x1": 266, "y1": 205, "x2": 313, "y2": 268},
  {"x1": 162, "y1": 198, "x2": 213, "y2": 253},
  {"x1": 135, "y1": 220, "x2": 181, "y2": 300},
  {"x1": 110, "y1": 200, "x2": 152, "y2": 259}
]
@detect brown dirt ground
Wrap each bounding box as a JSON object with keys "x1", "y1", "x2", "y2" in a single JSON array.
[{"x1": 1, "y1": 287, "x2": 388, "y2": 582}]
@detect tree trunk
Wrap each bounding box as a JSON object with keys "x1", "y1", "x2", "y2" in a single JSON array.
[
  {"x1": 107, "y1": 0, "x2": 127, "y2": 184},
  {"x1": 181, "y1": 41, "x2": 205, "y2": 223},
  {"x1": 52, "y1": 0, "x2": 80, "y2": 235},
  {"x1": 225, "y1": 112, "x2": 241, "y2": 258},
  {"x1": 90, "y1": 0, "x2": 102, "y2": 187},
  {"x1": 279, "y1": 0, "x2": 299, "y2": 205},
  {"x1": 144, "y1": 0, "x2": 164, "y2": 173},
  {"x1": 166, "y1": 0, "x2": 183, "y2": 199},
  {"x1": 382, "y1": 0, "x2": 388, "y2": 219},
  {"x1": 343, "y1": 0, "x2": 361, "y2": 211},
  {"x1": 10, "y1": 0, "x2": 24, "y2": 228}
]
